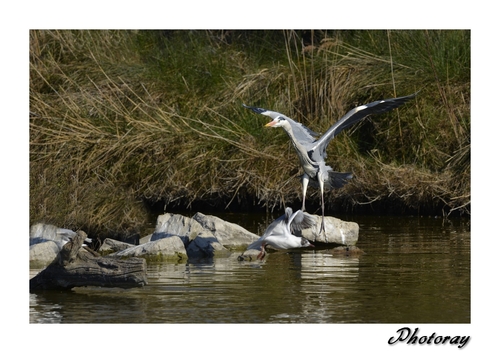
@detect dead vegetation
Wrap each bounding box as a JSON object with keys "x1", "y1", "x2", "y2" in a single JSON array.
[{"x1": 30, "y1": 30, "x2": 470, "y2": 235}]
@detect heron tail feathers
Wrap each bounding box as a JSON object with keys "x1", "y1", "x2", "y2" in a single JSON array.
[{"x1": 326, "y1": 171, "x2": 353, "y2": 189}]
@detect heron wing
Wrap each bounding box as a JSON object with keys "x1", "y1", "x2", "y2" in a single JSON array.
[
  {"x1": 284, "y1": 117, "x2": 319, "y2": 144},
  {"x1": 312, "y1": 93, "x2": 417, "y2": 155}
]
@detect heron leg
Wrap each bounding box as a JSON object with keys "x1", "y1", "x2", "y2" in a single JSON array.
[
  {"x1": 319, "y1": 177, "x2": 326, "y2": 235},
  {"x1": 301, "y1": 174, "x2": 309, "y2": 211}
]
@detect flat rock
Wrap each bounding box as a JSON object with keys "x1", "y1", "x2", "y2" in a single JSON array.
[
  {"x1": 186, "y1": 231, "x2": 230, "y2": 258},
  {"x1": 30, "y1": 241, "x2": 60, "y2": 268},
  {"x1": 30, "y1": 223, "x2": 77, "y2": 249},
  {"x1": 29, "y1": 223, "x2": 90, "y2": 268},
  {"x1": 151, "y1": 213, "x2": 204, "y2": 246},
  {"x1": 139, "y1": 233, "x2": 153, "y2": 244},
  {"x1": 237, "y1": 248, "x2": 262, "y2": 261},
  {"x1": 30, "y1": 213, "x2": 359, "y2": 265},
  {"x1": 298, "y1": 215, "x2": 359, "y2": 245},
  {"x1": 100, "y1": 238, "x2": 135, "y2": 253},
  {"x1": 192, "y1": 212, "x2": 259, "y2": 249},
  {"x1": 110, "y1": 236, "x2": 187, "y2": 261}
]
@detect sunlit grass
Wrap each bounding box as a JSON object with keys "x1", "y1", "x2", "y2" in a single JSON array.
[{"x1": 30, "y1": 30, "x2": 470, "y2": 235}]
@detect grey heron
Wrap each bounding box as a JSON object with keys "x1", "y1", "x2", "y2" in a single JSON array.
[
  {"x1": 244, "y1": 92, "x2": 417, "y2": 233},
  {"x1": 247, "y1": 207, "x2": 315, "y2": 260}
]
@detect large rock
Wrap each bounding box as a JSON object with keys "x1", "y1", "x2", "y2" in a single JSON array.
[
  {"x1": 151, "y1": 213, "x2": 204, "y2": 246},
  {"x1": 29, "y1": 223, "x2": 91, "y2": 268},
  {"x1": 149, "y1": 212, "x2": 232, "y2": 258},
  {"x1": 139, "y1": 234, "x2": 153, "y2": 244},
  {"x1": 298, "y1": 215, "x2": 359, "y2": 245},
  {"x1": 192, "y1": 212, "x2": 259, "y2": 249},
  {"x1": 30, "y1": 223, "x2": 77, "y2": 249},
  {"x1": 99, "y1": 238, "x2": 135, "y2": 253},
  {"x1": 110, "y1": 236, "x2": 187, "y2": 261},
  {"x1": 30, "y1": 241, "x2": 60, "y2": 268},
  {"x1": 30, "y1": 213, "x2": 359, "y2": 266},
  {"x1": 186, "y1": 231, "x2": 230, "y2": 258}
]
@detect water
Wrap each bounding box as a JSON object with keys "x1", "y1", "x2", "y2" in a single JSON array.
[{"x1": 29, "y1": 215, "x2": 470, "y2": 323}]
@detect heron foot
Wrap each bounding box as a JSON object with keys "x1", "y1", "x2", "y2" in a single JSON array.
[{"x1": 320, "y1": 219, "x2": 326, "y2": 235}]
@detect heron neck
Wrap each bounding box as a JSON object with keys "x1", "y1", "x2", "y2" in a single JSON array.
[
  {"x1": 281, "y1": 122, "x2": 297, "y2": 145},
  {"x1": 281, "y1": 121, "x2": 314, "y2": 169}
]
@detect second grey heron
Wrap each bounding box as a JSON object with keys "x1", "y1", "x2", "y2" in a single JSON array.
[{"x1": 244, "y1": 92, "x2": 417, "y2": 233}]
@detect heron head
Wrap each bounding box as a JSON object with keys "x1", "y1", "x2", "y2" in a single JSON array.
[{"x1": 265, "y1": 116, "x2": 286, "y2": 128}]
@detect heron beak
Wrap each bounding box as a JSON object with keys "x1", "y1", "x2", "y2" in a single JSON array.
[{"x1": 265, "y1": 121, "x2": 276, "y2": 127}]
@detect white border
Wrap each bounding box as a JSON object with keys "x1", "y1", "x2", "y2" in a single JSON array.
[{"x1": 3, "y1": 1, "x2": 494, "y2": 351}]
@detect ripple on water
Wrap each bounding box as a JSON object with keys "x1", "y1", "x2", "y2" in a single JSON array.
[{"x1": 29, "y1": 216, "x2": 470, "y2": 323}]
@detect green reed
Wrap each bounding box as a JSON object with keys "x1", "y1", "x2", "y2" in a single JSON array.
[{"x1": 30, "y1": 30, "x2": 470, "y2": 235}]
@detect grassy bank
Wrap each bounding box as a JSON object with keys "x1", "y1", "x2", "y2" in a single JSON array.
[{"x1": 30, "y1": 30, "x2": 470, "y2": 236}]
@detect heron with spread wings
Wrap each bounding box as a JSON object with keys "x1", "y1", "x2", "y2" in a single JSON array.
[{"x1": 244, "y1": 93, "x2": 417, "y2": 233}]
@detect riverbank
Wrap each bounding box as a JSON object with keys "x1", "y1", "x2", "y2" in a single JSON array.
[{"x1": 30, "y1": 30, "x2": 470, "y2": 237}]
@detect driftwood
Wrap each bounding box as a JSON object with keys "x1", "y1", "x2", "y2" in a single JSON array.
[{"x1": 30, "y1": 230, "x2": 147, "y2": 291}]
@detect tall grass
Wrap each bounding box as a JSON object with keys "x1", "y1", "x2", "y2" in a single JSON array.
[{"x1": 30, "y1": 30, "x2": 470, "y2": 235}]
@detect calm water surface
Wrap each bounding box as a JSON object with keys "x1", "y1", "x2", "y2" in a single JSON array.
[{"x1": 29, "y1": 215, "x2": 470, "y2": 323}]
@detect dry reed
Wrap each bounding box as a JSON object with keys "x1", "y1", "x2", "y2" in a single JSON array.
[{"x1": 30, "y1": 30, "x2": 470, "y2": 236}]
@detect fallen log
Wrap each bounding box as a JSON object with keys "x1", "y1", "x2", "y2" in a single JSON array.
[{"x1": 30, "y1": 230, "x2": 147, "y2": 291}]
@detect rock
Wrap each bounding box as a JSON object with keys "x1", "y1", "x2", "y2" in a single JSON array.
[
  {"x1": 29, "y1": 223, "x2": 92, "y2": 268},
  {"x1": 99, "y1": 238, "x2": 135, "y2": 253},
  {"x1": 30, "y1": 223, "x2": 80, "y2": 250},
  {"x1": 139, "y1": 233, "x2": 153, "y2": 244},
  {"x1": 30, "y1": 230, "x2": 147, "y2": 291},
  {"x1": 30, "y1": 213, "x2": 359, "y2": 266},
  {"x1": 30, "y1": 241, "x2": 60, "y2": 268},
  {"x1": 30, "y1": 223, "x2": 59, "y2": 243},
  {"x1": 298, "y1": 215, "x2": 359, "y2": 245},
  {"x1": 186, "y1": 231, "x2": 230, "y2": 258},
  {"x1": 151, "y1": 213, "x2": 204, "y2": 246},
  {"x1": 119, "y1": 232, "x2": 140, "y2": 245},
  {"x1": 237, "y1": 213, "x2": 360, "y2": 261},
  {"x1": 237, "y1": 248, "x2": 262, "y2": 261},
  {"x1": 192, "y1": 212, "x2": 259, "y2": 249},
  {"x1": 110, "y1": 236, "x2": 188, "y2": 261}
]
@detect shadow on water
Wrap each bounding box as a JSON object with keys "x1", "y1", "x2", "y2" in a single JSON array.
[{"x1": 30, "y1": 215, "x2": 470, "y2": 323}]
